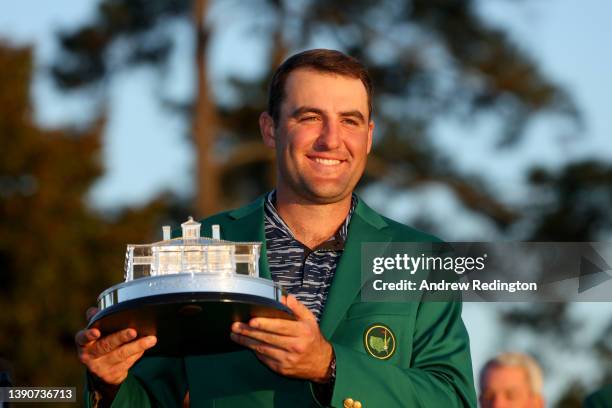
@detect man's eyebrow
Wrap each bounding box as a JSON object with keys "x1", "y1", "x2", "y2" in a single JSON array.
[
  {"x1": 290, "y1": 107, "x2": 367, "y2": 123},
  {"x1": 339, "y1": 110, "x2": 366, "y2": 123},
  {"x1": 290, "y1": 106, "x2": 324, "y2": 117}
]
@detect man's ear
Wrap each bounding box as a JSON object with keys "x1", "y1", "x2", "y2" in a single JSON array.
[
  {"x1": 259, "y1": 112, "x2": 276, "y2": 149},
  {"x1": 366, "y1": 120, "x2": 374, "y2": 154}
]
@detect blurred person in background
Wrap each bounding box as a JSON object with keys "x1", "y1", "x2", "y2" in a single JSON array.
[{"x1": 479, "y1": 352, "x2": 545, "y2": 408}]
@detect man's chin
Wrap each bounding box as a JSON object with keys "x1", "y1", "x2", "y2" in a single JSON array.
[{"x1": 299, "y1": 186, "x2": 353, "y2": 205}]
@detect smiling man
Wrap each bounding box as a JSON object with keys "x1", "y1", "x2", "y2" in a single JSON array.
[
  {"x1": 77, "y1": 49, "x2": 476, "y2": 407},
  {"x1": 262, "y1": 66, "x2": 373, "y2": 208}
]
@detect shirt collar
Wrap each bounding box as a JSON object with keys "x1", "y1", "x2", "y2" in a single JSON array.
[{"x1": 264, "y1": 190, "x2": 357, "y2": 247}]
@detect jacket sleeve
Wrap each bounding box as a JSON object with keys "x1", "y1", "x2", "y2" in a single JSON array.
[
  {"x1": 323, "y1": 300, "x2": 476, "y2": 407},
  {"x1": 84, "y1": 357, "x2": 187, "y2": 408}
]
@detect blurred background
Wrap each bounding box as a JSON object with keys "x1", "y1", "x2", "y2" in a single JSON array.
[{"x1": 1, "y1": 0, "x2": 611, "y2": 406}]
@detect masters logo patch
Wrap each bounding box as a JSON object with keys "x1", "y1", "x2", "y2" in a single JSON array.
[{"x1": 364, "y1": 323, "x2": 396, "y2": 360}]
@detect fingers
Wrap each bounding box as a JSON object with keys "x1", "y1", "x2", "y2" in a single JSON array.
[
  {"x1": 230, "y1": 332, "x2": 284, "y2": 361},
  {"x1": 253, "y1": 350, "x2": 283, "y2": 372},
  {"x1": 116, "y1": 350, "x2": 147, "y2": 373},
  {"x1": 102, "y1": 336, "x2": 157, "y2": 366},
  {"x1": 75, "y1": 328, "x2": 101, "y2": 347},
  {"x1": 81, "y1": 334, "x2": 156, "y2": 384},
  {"x1": 86, "y1": 307, "x2": 99, "y2": 321},
  {"x1": 231, "y1": 323, "x2": 292, "y2": 351},
  {"x1": 76, "y1": 318, "x2": 157, "y2": 389},
  {"x1": 285, "y1": 295, "x2": 315, "y2": 321},
  {"x1": 246, "y1": 318, "x2": 299, "y2": 336},
  {"x1": 90, "y1": 328, "x2": 137, "y2": 358}
]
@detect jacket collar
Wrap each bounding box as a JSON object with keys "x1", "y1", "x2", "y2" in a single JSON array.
[
  {"x1": 227, "y1": 194, "x2": 388, "y2": 231},
  {"x1": 226, "y1": 194, "x2": 392, "y2": 337},
  {"x1": 318, "y1": 199, "x2": 392, "y2": 337}
]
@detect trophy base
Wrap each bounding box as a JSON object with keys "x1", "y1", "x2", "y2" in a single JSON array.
[{"x1": 89, "y1": 275, "x2": 293, "y2": 356}]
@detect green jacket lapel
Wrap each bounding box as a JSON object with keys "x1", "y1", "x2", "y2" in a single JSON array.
[
  {"x1": 223, "y1": 196, "x2": 391, "y2": 338},
  {"x1": 225, "y1": 196, "x2": 271, "y2": 280},
  {"x1": 319, "y1": 200, "x2": 392, "y2": 338}
]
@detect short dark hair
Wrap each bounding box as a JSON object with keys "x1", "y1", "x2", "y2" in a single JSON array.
[{"x1": 267, "y1": 49, "x2": 373, "y2": 123}]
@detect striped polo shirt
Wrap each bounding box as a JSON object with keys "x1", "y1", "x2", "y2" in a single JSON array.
[{"x1": 264, "y1": 191, "x2": 357, "y2": 321}]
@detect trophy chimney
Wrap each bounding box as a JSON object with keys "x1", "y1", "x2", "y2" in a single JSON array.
[
  {"x1": 212, "y1": 224, "x2": 221, "y2": 240},
  {"x1": 162, "y1": 225, "x2": 171, "y2": 241},
  {"x1": 181, "y1": 217, "x2": 201, "y2": 239}
]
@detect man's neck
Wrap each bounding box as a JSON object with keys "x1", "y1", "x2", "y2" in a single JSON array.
[{"x1": 274, "y1": 189, "x2": 352, "y2": 249}]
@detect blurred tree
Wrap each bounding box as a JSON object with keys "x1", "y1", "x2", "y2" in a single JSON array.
[
  {"x1": 495, "y1": 161, "x2": 612, "y2": 407},
  {"x1": 288, "y1": 0, "x2": 579, "y2": 226},
  {"x1": 0, "y1": 42, "x2": 175, "y2": 390},
  {"x1": 50, "y1": 0, "x2": 295, "y2": 217},
  {"x1": 528, "y1": 161, "x2": 612, "y2": 241},
  {"x1": 50, "y1": 0, "x2": 227, "y2": 217},
  {"x1": 50, "y1": 0, "x2": 578, "y2": 223}
]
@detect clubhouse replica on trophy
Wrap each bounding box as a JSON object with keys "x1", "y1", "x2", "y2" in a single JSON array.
[{"x1": 88, "y1": 218, "x2": 292, "y2": 356}]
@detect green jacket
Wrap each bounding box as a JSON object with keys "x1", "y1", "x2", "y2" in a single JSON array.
[{"x1": 87, "y1": 196, "x2": 476, "y2": 407}]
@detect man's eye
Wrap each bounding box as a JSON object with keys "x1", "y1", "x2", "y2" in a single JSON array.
[
  {"x1": 343, "y1": 118, "x2": 358, "y2": 126},
  {"x1": 301, "y1": 116, "x2": 319, "y2": 122}
]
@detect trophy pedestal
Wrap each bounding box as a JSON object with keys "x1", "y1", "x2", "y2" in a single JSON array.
[{"x1": 88, "y1": 274, "x2": 292, "y2": 356}]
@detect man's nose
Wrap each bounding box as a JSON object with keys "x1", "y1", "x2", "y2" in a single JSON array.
[
  {"x1": 489, "y1": 396, "x2": 510, "y2": 408},
  {"x1": 315, "y1": 120, "x2": 341, "y2": 150}
]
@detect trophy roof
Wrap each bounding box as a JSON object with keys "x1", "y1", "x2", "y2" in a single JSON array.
[
  {"x1": 123, "y1": 219, "x2": 262, "y2": 283},
  {"x1": 146, "y1": 237, "x2": 261, "y2": 247}
]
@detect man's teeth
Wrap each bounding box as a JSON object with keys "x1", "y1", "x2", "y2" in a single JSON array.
[{"x1": 314, "y1": 158, "x2": 342, "y2": 165}]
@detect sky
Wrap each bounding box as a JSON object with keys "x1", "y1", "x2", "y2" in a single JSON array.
[
  {"x1": 2, "y1": 0, "x2": 612, "y2": 403},
  {"x1": 2, "y1": 0, "x2": 611, "y2": 213}
]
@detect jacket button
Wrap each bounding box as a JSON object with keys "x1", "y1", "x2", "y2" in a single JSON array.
[
  {"x1": 354, "y1": 401, "x2": 362, "y2": 408},
  {"x1": 343, "y1": 398, "x2": 354, "y2": 408}
]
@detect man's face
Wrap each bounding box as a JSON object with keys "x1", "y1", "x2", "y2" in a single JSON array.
[
  {"x1": 480, "y1": 366, "x2": 544, "y2": 408},
  {"x1": 260, "y1": 68, "x2": 373, "y2": 204}
]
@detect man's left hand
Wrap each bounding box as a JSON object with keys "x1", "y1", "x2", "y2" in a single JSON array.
[{"x1": 230, "y1": 295, "x2": 333, "y2": 383}]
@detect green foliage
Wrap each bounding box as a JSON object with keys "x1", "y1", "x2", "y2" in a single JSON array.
[
  {"x1": 0, "y1": 42, "x2": 173, "y2": 390},
  {"x1": 52, "y1": 0, "x2": 191, "y2": 88},
  {"x1": 528, "y1": 161, "x2": 612, "y2": 241}
]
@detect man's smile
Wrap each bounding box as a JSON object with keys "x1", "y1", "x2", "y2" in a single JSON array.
[
  {"x1": 314, "y1": 158, "x2": 342, "y2": 166},
  {"x1": 307, "y1": 155, "x2": 348, "y2": 167}
]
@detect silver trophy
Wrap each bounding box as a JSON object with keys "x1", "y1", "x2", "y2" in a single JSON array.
[{"x1": 88, "y1": 217, "x2": 292, "y2": 356}]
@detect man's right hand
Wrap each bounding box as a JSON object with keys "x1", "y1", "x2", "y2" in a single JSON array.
[{"x1": 75, "y1": 307, "x2": 157, "y2": 395}]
